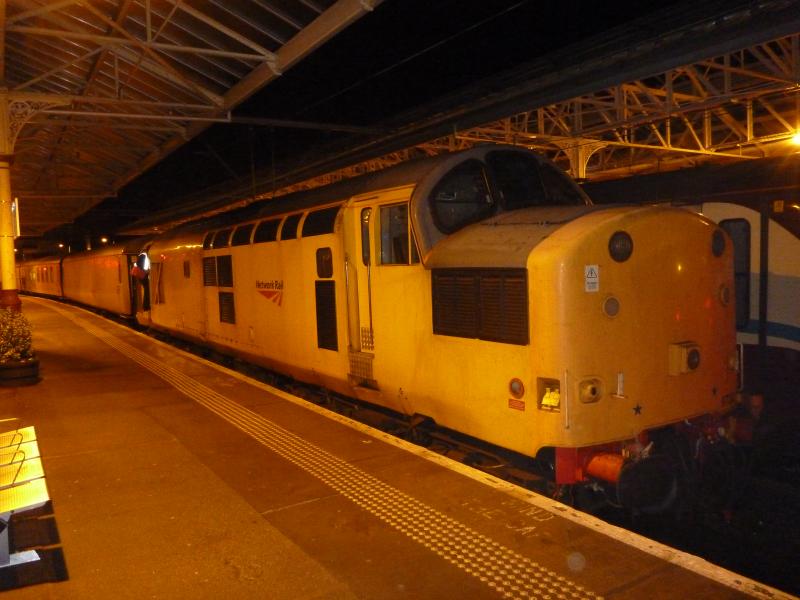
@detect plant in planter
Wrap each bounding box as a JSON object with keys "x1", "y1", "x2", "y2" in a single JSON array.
[{"x1": 0, "y1": 308, "x2": 39, "y2": 386}]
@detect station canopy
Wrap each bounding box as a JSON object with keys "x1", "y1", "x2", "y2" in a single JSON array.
[
  {"x1": 3, "y1": 0, "x2": 379, "y2": 237},
  {"x1": 5, "y1": 1, "x2": 800, "y2": 243}
]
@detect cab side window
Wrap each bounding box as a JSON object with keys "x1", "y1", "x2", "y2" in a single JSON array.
[
  {"x1": 429, "y1": 159, "x2": 494, "y2": 234},
  {"x1": 380, "y1": 203, "x2": 419, "y2": 265}
]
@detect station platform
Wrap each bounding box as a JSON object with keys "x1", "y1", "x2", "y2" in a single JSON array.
[{"x1": 0, "y1": 297, "x2": 793, "y2": 599}]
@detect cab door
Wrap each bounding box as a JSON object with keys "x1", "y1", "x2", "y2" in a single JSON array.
[
  {"x1": 343, "y1": 197, "x2": 377, "y2": 387},
  {"x1": 342, "y1": 186, "x2": 418, "y2": 390}
]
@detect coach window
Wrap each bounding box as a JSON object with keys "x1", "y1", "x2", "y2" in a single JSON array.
[
  {"x1": 212, "y1": 228, "x2": 232, "y2": 249},
  {"x1": 280, "y1": 214, "x2": 302, "y2": 240},
  {"x1": 303, "y1": 206, "x2": 339, "y2": 237},
  {"x1": 720, "y1": 218, "x2": 750, "y2": 329},
  {"x1": 430, "y1": 159, "x2": 494, "y2": 234},
  {"x1": 380, "y1": 203, "x2": 419, "y2": 265},
  {"x1": 231, "y1": 223, "x2": 255, "y2": 246},
  {"x1": 253, "y1": 218, "x2": 280, "y2": 243}
]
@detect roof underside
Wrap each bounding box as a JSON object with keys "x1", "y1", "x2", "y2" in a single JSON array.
[
  {"x1": 4, "y1": 0, "x2": 378, "y2": 236},
  {"x1": 5, "y1": 1, "x2": 800, "y2": 244}
]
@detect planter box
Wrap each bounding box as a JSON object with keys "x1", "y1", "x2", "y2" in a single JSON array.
[{"x1": 0, "y1": 357, "x2": 40, "y2": 387}]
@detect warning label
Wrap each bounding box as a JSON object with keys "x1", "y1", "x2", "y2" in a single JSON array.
[{"x1": 584, "y1": 265, "x2": 599, "y2": 292}]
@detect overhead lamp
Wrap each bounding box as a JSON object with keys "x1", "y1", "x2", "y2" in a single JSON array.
[{"x1": 792, "y1": 131, "x2": 800, "y2": 145}]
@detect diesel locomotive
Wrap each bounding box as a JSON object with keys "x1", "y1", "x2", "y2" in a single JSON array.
[{"x1": 18, "y1": 146, "x2": 742, "y2": 510}]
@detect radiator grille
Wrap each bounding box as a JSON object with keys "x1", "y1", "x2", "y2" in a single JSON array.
[
  {"x1": 432, "y1": 268, "x2": 528, "y2": 345},
  {"x1": 218, "y1": 292, "x2": 236, "y2": 324},
  {"x1": 203, "y1": 257, "x2": 217, "y2": 286},
  {"x1": 217, "y1": 255, "x2": 234, "y2": 287}
]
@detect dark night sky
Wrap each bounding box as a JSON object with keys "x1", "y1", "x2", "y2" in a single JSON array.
[{"x1": 69, "y1": 0, "x2": 685, "y2": 239}]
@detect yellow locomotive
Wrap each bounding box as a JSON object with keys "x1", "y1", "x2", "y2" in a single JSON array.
[{"x1": 23, "y1": 146, "x2": 741, "y2": 508}]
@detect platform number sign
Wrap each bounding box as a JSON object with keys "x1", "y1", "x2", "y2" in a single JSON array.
[{"x1": 584, "y1": 265, "x2": 599, "y2": 292}]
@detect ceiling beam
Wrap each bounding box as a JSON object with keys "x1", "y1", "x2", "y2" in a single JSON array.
[{"x1": 112, "y1": 0, "x2": 384, "y2": 192}]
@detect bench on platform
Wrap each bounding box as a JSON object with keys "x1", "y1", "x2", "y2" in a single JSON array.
[{"x1": 0, "y1": 423, "x2": 52, "y2": 568}]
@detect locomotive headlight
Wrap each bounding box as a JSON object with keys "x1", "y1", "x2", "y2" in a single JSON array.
[
  {"x1": 609, "y1": 231, "x2": 633, "y2": 262},
  {"x1": 669, "y1": 342, "x2": 701, "y2": 375},
  {"x1": 579, "y1": 378, "x2": 603, "y2": 403},
  {"x1": 687, "y1": 348, "x2": 701, "y2": 370}
]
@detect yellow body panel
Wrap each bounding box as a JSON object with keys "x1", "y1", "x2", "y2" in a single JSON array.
[{"x1": 528, "y1": 206, "x2": 737, "y2": 449}]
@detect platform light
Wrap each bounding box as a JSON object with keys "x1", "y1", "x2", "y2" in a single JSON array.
[
  {"x1": 100, "y1": 236, "x2": 108, "y2": 244},
  {"x1": 792, "y1": 131, "x2": 800, "y2": 145},
  {"x1": 58, "y1": 243, "x2": 64, "y2": 249}
]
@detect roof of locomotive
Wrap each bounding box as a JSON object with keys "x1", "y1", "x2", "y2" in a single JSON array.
[
  {"x1": 179, "y1": 149, "x2": 469, "y2": 233},
  {"x1": 425, "y1": 205, "x2": 606, "y2": 268},
  {"x1": 153, "y1": 146, "x2": 595, "y2": 265},
  {"x1": 171, "y1": 145, "x2": 584, "y2": 232}
]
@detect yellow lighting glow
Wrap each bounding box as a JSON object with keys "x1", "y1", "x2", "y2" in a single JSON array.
[{"x1": 792, "y1": 132, "x2": 800, "y2": 145}]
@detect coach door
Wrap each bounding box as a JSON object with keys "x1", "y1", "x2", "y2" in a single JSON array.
[{"x1": 343, "y1": 198, "x2": 377, "y2": 387}]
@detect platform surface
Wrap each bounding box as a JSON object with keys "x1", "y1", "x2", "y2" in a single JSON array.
[{"x1": 0, "y1": 297, "x2": 792, "y2": 599}]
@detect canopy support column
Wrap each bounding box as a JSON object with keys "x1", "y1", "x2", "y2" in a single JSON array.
[{"x1": 0, "y1": 93, "x2": 18, "y2": 310}]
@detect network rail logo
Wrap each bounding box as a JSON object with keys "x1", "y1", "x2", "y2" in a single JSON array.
[{"x1": 256, "y1": 280, "x2": 284, "y2": 306}]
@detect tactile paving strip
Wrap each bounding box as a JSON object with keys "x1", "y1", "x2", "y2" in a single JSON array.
[{"x1": 55, "y1": 306, "x2": 602, "y2": 600}]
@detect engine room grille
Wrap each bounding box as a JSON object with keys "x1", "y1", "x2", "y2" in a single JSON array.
[
  {"x1": 203, "y1": 257, "x2": 217, "y2": 286},
  {"x1": 218, "y1": 291, "x2": 236, "y2": 324},
  {"x1": 216, "y1": 255, "x2": 234, "y2": 287},
  {"x1": 432, "y1": 268, "x2": 529, "y2": 345}
]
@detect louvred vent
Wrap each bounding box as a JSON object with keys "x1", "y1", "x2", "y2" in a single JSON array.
[{"x1": 432, "y1": 269, "x2": 528, "y2": 345}]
